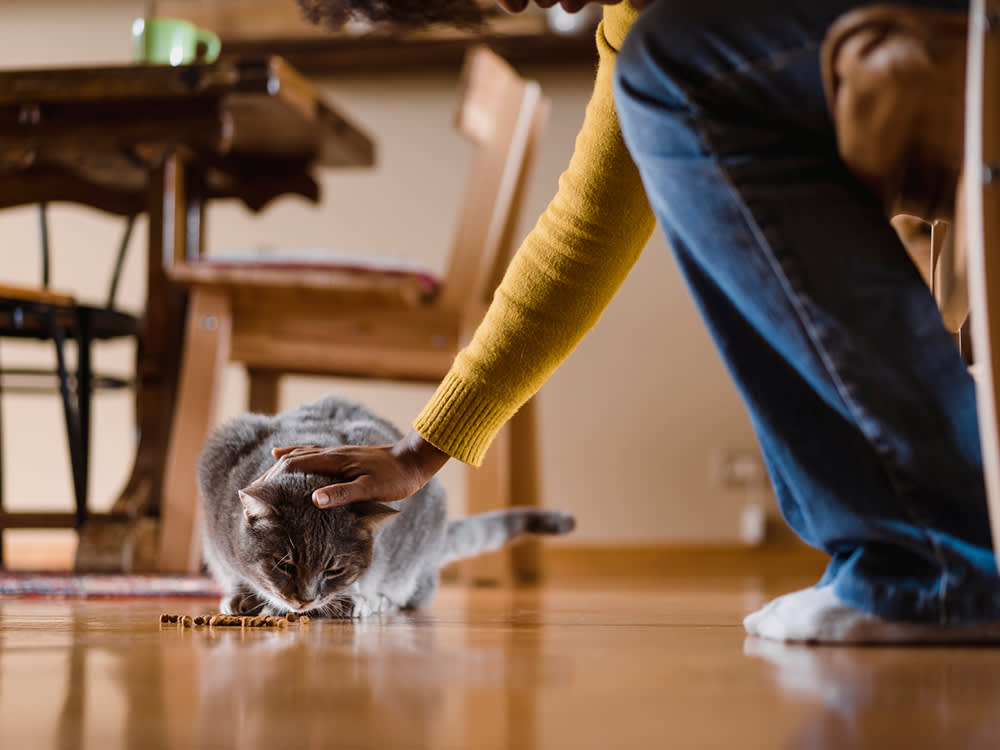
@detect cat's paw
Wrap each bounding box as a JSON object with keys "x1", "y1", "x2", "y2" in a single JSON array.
[
  {"x1": 221, "y1": 589, "x2": 266, "y2": 616},
  {"x1": 348, "y1": 593, "x2": 397, "y2": 618}
]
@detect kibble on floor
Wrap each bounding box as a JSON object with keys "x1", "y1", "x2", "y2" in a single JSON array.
[{"x1": 159, "y1": 613, "x2": 309, "y2": 629}]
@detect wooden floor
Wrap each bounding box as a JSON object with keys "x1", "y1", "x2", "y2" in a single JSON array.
[{"x1": 1, "y1": 552, "x2": 999, "y2": 749}]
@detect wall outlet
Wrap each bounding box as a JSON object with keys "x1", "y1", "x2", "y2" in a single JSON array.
[{"x1": 739, "y1": 502, "x2": 767, "y2": 545}]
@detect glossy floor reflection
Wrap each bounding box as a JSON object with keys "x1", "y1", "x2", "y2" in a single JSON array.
[{"x1": 0, "y1": 565, "x2": 999, "y2": 749}]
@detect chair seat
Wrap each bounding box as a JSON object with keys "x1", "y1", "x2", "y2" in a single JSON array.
[
  {"x1": 0, "y1": 283, "x2": 75, "y2": 307},
  {"x1": 0, "y1": 298, "x2": 139, "y2": 341},
  {"x1": 169, "y1": 255, "x2": 442, "y2": 307},
  {"x1": 0, "y1": 296, "x2": 137, "y2": 392}
]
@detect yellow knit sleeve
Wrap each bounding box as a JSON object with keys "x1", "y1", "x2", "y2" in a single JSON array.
[{"x1": 413, "y1": 5, "x2": 656, "y2": 465}]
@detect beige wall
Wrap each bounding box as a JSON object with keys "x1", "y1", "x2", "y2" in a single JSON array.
[{"x1": 0, "y1": 0, "x2": 771, "y2": 544}]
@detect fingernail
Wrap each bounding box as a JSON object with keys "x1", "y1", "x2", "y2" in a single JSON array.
[{"x1": 313, "y1": 492, "x2": 330, "y2": 507}]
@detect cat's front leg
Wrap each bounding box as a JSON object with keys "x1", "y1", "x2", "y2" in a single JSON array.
[
  {"x1": 346, "y1": 592, "x2": 399, "y2": 618},
  {"x1": 221, "y1": 587, "x2": 267, "y2": 616}
]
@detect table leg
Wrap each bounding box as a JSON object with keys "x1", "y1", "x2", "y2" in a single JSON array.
[{"x1": 75, "y1": 152, "x2": 205, "y2": 572}]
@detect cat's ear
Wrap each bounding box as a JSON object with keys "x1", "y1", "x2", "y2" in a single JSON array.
[
  {"x1": 350, "y1": 501, "x2": 401, "y2": 530},
  {"x1": 238, "y1": 489, "x2": 271, "y2": 524}
]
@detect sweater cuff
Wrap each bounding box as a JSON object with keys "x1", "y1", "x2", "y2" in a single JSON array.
[{"x1": 413, "y1": 371, "x2": 518, "y2": 467}]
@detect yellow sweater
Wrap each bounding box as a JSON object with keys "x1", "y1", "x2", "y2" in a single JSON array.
[{"x1": 413, "y1": 4, "x2": 656, "y2": 465}]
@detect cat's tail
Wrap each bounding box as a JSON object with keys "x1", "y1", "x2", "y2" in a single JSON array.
[{"x1": 439, "y1": 507, "x2": 575, "y2": 567}]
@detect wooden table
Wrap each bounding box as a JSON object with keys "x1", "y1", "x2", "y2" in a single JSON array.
[{"x1": 0, "y1": 56, "x2": 375, "y2": 571}]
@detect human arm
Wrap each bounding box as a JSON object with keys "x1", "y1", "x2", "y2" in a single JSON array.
[
  {"x1": 272, "y1": 4, "x2": 656, "y2": 506},
  {"x1": 412, "y1": 3, "x2": 656, "y2": 464}
]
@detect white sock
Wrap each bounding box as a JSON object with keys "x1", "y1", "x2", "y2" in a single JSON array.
[{"x1": 743, "y1": 585, "x2": 1000, "y2": 644}]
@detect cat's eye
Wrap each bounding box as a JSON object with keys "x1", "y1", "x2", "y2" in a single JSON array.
[
  {"x1": 324, "y1": 566, "x2": 345, "y2": 579},
  {"x1": 275, "y1": 560, "x2": 297, "y2": 577}
]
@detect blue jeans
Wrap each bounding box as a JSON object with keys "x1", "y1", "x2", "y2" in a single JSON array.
[{"x1": 614, "y1": 0, "x2": 1000, "y2": 623}]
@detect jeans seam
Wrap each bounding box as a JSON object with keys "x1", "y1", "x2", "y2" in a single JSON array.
[{"x1": 701, "y1": 40, "x2": 822, "y2": 101}]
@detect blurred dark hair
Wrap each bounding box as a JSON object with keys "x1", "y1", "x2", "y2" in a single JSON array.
[{"x1": 295, "y1": 0, "x2": 487, "y2": 29}]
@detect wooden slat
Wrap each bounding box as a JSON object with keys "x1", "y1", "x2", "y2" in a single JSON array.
[
  {"x1": 0, "y1": 57, "x2": 301, "y2": 105},
  {"x1": 227, "y1": 297, "x2": 459, "y2": 379},
  {"x1": 0, "y1": 283, "x2": 75, "y2": 307},
  {"x1": 232, "y1": 335, "x2": 457, "y2": 381},
  {"x1": 169, "y1": 261, "x2": 435, "y2": 305},
  {"x1": 0, "y1": 168, "x2": 145, "y2": 215},
  {"x1": 211, "y1": 33, "x2": 598, "y2": 75},
  {"x1": 441, "y1": 51, "x2": 542, "y2": 311},
  {"x1": 158, "y1": 288, "x2": 233, "y2": 573},
  {"x1": 964, "y1": 0, "x2": 1000, "y2": 568}
]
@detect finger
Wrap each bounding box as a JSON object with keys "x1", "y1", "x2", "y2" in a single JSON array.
[
  {"x1": 271, "y1": 444, "x2": 323, "y2": 458},
  {"x1": 259, "y1": 452, "x2": 308, "y2": 482},
  {"x1": 276, "y1": 453, "x2": 356, "y2": 478},
  {"x1": 247, "y1": 471, "x2": 268, "y2": 487},
  {"x1": 312, "y1": 476, "x2": 378, "y2": 508},
  {"x1": 260, "y1": 458, "x2": 289, "y2": 482},
  {"x1": 248, "y1": 454, "x2": 288, "y2": 484}
]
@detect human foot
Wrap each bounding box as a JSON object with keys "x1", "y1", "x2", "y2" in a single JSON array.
[{"x1": 743, "y1": 585, "x2": 1000, "y2": 644}]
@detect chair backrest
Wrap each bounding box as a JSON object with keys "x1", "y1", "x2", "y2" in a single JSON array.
[
  {"x1": 35, "y1": 203, "x2": 137, "y2": 309},
  {"x1": 437, "y1": 46, "x2": 550, "y2": 322}
]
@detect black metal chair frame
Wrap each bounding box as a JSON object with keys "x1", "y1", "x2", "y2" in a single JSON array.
[{"x1": 0, "y1": 204, "x2": 139, "y2": 564}]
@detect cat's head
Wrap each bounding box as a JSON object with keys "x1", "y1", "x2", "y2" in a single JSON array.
[{"x1": 233, "y1": 473, "x2": 399, "y2": 614}]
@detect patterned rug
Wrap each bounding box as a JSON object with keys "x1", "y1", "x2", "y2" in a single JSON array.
[{"x1": 0, "y1": 573, "x2": 222, "y2": 598}]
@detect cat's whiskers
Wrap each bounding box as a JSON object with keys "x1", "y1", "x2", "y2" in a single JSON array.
[
  {"x1": 317, "y1": 597, "x2": 349, "y2": 619},
  {"x1": 269, "y1": 551, "x2": 294, "y2": 573}
]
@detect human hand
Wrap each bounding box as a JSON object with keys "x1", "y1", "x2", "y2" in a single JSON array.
[{"x1": 253, "y1": 430, "x2": 450, "y2": 508}]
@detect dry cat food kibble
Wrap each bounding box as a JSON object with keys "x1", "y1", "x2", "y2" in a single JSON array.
[{"x1": 159, "y1": 613, "x2": 309, "y2": 629}]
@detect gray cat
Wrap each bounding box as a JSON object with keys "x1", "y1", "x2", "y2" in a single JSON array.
[{"x1": 198, "y1": 394, "x2": 575, "y2": 618}]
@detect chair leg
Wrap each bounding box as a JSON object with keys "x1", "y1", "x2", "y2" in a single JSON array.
[
  {"x1": 459, "y1": 397, "x2": 543, "y2": 586},
  {"x1": 462, "y1": 423, "x2": 513, "y2": 586},
  {"x1": 157, "y1": 288, "x2": 232, "y2": 574},
  {"x1": 247, "y1": 370, "x2": 281, "y2": 415},
  {"x1": 508, "y1": 398, "x2": 543, "y2": 583},
  {"x1": 74, "y1": 311, "x2": 93, "y2": 528},
  {"x1": 50, "y1": 315, "x2": 88, "y2": 527}
]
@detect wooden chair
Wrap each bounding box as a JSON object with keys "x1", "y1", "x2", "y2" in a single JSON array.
[
  {"x1": 823, "y1": 1, "x2": 1000, "y2": 567},
  {"x1": 157, "y1": 46, "x2": 551, "y2": 579},
  {"x1": 0, "y1": 206, "x2": 139, "y2": 565}
]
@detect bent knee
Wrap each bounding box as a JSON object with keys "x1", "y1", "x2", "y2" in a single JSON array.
[{"x1": 614, "y1": 3, "x2": 702, "y2": 117}]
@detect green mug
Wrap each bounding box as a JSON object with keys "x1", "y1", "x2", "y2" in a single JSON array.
[{"x1": 131, "y1": 17, "x2": 222, "y2": 66}]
